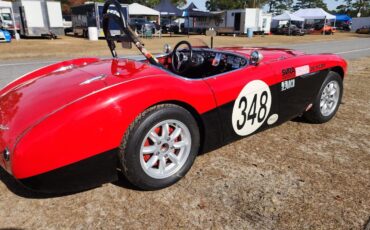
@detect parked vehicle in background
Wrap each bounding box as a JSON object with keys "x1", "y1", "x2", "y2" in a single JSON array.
[
  {"x1": 0, "y1": 27, "x2": 11, "y2": 42},
  {"x1": 335, "y1": 21, "x2": 351, "y2": 31},
  {"x1": 0, "y1": 1, "x2": 19, "y2": 36},
  {"x1": 12, "y1": 0, "x2": 64, "y2": 38},
  {"x1": 160, "y1": 18, "x2": 179, "y2": 34},
  {"x1": 0, "y1": 9, "x2": 13, "y2": 29},
  {"x1": 212, "y1": 9, "x2": 272, "y2": 36},
  {"x1": 275, "y1": 24, "x2": 306, "y2": 36},
  {"x1": 71, "y1": 2, "x2": 129, "y2": 38},
  {"x1": 356, "y1": 26, "x2": 370, "y2": 34},
  {"x1": 63, "y1": 15, "x2": 72, "y2": 35},
  {"x1": 311, "y1": 23, "x2": 336, "y2": 35},
  {"x1": 129, "y1": 18, "x2": 156, "y2": 33}
]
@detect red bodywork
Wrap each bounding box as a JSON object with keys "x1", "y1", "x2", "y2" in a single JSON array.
[{"x1": 0, "y1": 47, "x2": 347, "y2": 182}]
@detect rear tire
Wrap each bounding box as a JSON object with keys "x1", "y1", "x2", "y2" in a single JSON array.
[
  {"x1": 119, "y1": 104, "x2": 200, "y2": 190},
  {"x1": 303, "y1": 71, "x2": 343, "y2": 124}
]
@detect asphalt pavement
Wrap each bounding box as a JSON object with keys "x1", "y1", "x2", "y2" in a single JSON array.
[{"x1": 1, "y1": 37, "x2": 369, "y2": 88}]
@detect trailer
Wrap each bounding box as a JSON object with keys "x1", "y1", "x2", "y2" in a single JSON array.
[
  {"x1": 12, "y1": 0, "x2": 64, "y2": 38},
  {"x1": 215, "y1": 9, "x2": 272, "y2": 35},
  {"x1": 182, "y1": 8, "x2": 271, "y2": 35},
  {"x1": 0, "y1": 0, "x2": 19, "y2": 35},
  {"x1": 71, "y1": 2, "x2": 129, "y2": 38}
]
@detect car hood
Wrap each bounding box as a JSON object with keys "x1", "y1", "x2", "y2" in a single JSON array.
[{"x1": 0, "y1": 58, "x2": 164, "y2": 150}]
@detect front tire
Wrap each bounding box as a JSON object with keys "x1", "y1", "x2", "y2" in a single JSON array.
[
  {"x1": 304, "y1": 71, "x2": 343, "y2": 123},
  {"x1": 119, "y1": 104, "x2": 200, "y2": 190}
]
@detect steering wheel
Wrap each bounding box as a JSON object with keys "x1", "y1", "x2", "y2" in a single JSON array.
[{"x1": 171, "y1": 41, "x2": 193, "y2": 74}]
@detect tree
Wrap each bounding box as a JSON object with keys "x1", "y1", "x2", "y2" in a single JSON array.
[
  {"x1": 266, "y1": 0, "x2": 294, "y2": 15},
  {"x1": 334, "y1": 0, "x2": 354, "y2": 14},
  {"x1": 206, "y1": 0, "x2": 218, "y2": 11},
  {"x1": 334, "y1": 0, "x2": 370, "y2": 17},
  {"x1": 293, "y1": 0, "x2": 328, "y2": 11}
]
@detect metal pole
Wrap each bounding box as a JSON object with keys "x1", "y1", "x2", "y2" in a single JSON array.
[
  {"x1": 188, "y1": 16, "x2": 190, "y2": 38},
  {"x1": 10, "y1": 5, "x2": 20, "y2": 40},
  {"x1": 169, "y1": 16, "x2": 172, "y2": 37}
]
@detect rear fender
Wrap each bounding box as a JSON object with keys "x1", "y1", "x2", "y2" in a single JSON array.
[
  {"x1": 0, "y1": 58, "x2": 100, "y2": 96},
  {"x1": 11, "y1": 75, "x2": 217, "y2": 179}
]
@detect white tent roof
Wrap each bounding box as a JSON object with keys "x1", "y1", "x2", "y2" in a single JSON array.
[
  {"x1": 0, "y1": 0, "x2": 12, "y2": 7},
  {"x1": 273, "y1": 12, "x2": 305, "y2": 21},
  {"x1": 293, "y1": 8, "x2": 336, "y2": 20},
  {"x1": 129, "y1": 3, "x2": 160, "y2": 16}
]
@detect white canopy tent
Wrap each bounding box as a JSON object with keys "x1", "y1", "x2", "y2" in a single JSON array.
[
  {"x1": 129, "y1": 3, "x2": 161, "y2": 23},
  {"x1": 273, "y1": 12, "x2": 305, "y2": 35},
  {"x1": 293, "y1": 8, "x2": 336, "y2": 20},
  {"x1": 293, "y1": 8, "x2": 336, "y2": 35},
  {"x1": 273, "y1": 12, "x2": 305, "y2": 21}
]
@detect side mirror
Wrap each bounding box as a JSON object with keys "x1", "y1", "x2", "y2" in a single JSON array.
[
  {"x1": 163, "y1": 44, "x2": 172, "y2": 54},
  {"x1": 250, "y1": 51, "x2": 263, "y2": 65}
]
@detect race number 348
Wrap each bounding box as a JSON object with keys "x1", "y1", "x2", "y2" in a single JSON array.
[{"x1": 232, "y1": 80, "x2": 272, "y2": 136}]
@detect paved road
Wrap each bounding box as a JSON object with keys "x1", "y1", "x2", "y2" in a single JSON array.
[{"x1": 1, "y1": 37, "x2": 369, "y2": 88}]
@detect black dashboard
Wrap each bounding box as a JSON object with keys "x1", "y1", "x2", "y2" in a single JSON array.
[
  {"x1": 183, "y1": 49, "x2": 248, "y2": 78},
  {"x1": 192, "y1": 49, "x2": 248, "y2": 69}
]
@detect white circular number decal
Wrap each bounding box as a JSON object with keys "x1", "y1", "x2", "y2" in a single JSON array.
[{"x1": 232, "y1": 80, "x2": 272, "y2": 136}]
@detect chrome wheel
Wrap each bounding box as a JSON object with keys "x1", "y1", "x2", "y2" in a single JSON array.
[
  {"x1": 320, "y1": 80, "x2": 340, "y2": 117},
  {"x1": 140, "y1": 119, "x2": 192, "y2": 179}
]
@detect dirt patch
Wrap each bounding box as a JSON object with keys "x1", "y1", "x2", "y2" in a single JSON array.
[
  {"x1": 0, "y1": 58, "x2": 369, "y2": 229},
  {"x1": 0, "y1": 32, "x2": 368, "y2": 61}
]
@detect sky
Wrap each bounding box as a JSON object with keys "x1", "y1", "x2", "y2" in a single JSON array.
[{"x1": 185, "y1": 0, "x2": 345, "y2": 11}]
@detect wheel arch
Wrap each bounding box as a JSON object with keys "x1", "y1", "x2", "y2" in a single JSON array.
[
  {"x1": 152, "y1": 100, "x2": 206, "y2": 153},
  {"x1": 331, "y1": 66, "x2": 345, "y2": 80}
]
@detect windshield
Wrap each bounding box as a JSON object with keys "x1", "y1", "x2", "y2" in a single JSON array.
[{"x1": 1, "y1": 13, "x2": 12, "y2": 21}]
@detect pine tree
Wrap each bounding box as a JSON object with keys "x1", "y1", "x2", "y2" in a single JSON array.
[
  {"x1": 334, "y1": 0, "x2": 369, "y2": 16},
  {"x1": 267, "y1": 0, "x2": 294, "y2": 14},
  {"x1": 293, "y1": 0, "x2": 328, "y2": 11}
]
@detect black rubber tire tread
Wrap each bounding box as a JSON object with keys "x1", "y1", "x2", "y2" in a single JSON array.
[
  {"x1": 119, "y1": 104, "x2": 200, "y2": 190},
  {"x1": 303, "y1": 71, "x2": 343, "y2": 124}
]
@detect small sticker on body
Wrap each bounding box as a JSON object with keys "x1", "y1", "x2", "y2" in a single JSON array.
[
  {"x1": 267, "y1": 114, "x2": 279, "y2": 125},
  {"x1": 281, "y1": 79, "x2": 295, "y2": 91},
  {"x1": 282, "y1": 67, "x2": 296, "y2": 80},
  {"x1": 295, "y1": 65, "x2": 310, "y2": 77}
]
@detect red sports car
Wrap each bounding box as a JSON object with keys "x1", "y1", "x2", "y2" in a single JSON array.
[{"x1": 0, "y1": 1, "x2": 347, "y2": 193}]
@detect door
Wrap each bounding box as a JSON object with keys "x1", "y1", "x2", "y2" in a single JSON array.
[
  {"x1": 269, "y1": 58, "x2": 328, "y2": 122},
  {"x1": 204, "y1": 64, "x2": 280, "y2": 144},
  {"x1": 234, "y1": 13, "x2": 241, "y2": 31}
]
